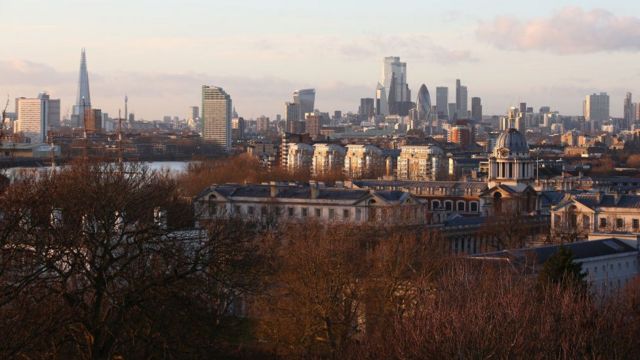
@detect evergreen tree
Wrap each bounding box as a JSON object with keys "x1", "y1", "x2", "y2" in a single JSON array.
[{"x1": 538, "y1": 246, "x2": 586, "y2": 289}]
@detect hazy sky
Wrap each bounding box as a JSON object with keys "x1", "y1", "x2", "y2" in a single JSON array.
[{"x1": 2, "y1": 0, "x2": 640, "y2": 120}]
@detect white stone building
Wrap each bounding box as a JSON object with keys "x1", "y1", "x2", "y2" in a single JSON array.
[
  {"x1": 286, "y1": 143, "x2": 314, "y2": 173},
  {"x1": 344, "y1": 144, "x2": 384, "y2": 179},
  {"x1": 311, "y1": 144, "x2": 346, "y2": 177},
  {"x1": 396, "y1": 145, "x2": 446, "y2": 181},
  {"x1": 551, "y1": 193, "x2": 640, "y2": 237},
  {"x1": 195, "y1": 182, "x2": 428, "y2": 226}
]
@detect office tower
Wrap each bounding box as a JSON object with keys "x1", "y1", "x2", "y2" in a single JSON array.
[
  {"x1": 382, "y1": 57, "x2": 411, "y2": 116},
  {"x1": 72, "y1": 49, "x2": 91, "y2": 128},
  {"x1": 448, "y1": 103, "x2": 457, "y2": 121},
  {"x1": 231, "y1": 117, "x2": 245, "y2": 140},
  {"x1": 539, "y1": 106, "x2": 551, "y2": 114},
  {"x1": 459, "y1": 86, "x2": 468, "y2": 118},
  {"x1": 285, "y1": 102, "x2": 301, "y2": 133},
  {"x1": 187, "y1": 106, "x2": 200, "y2": 130},
  {"x1": 256, "y1": 115, "x2": 270, "y2": 134},
  {"x1": 15, "y1": 92, "x2": 60, "y2": 143},
  {"x1": 293, "y1": 89, "x2": 315, "y2": 120},
  {"x1": 519, "y1": 102, "x2": 527, "y2": 114},
  {"x1": 333, "y1": 110, "x2": 342, "y2": 121},
  {"x1": 583, "y1": 93, "x2": 610, "y2": 123},
  {"x1": 624, "y1": 93, "x2": 634, "y2": 130},
  {"x1": 416, "y1": 84, "x2": 431, "y2": 129},
  {"x1": 375, "y1": 83, "x2": 388, "y2": 116},
  {"x1": 471, "y1": 97, "x2": 482, "y2": 122},
  {"x1": 358, "y1": 98, "x2": 375, "y2": 120},
  {"x1": 436, "y1": 87, "x2": 448, "y2": 118},
  {"x1": 86, "y1": 108, "x2": 101, "y2": 132},
  {"x1": 306, "y1": 114, "x2": 321, "y2": 138},
  {"x1": 192, "y1": 105, "x2": 200, "y2": 118},
  {"x1": 202, "y1": 85, "x2": 232, "y2": 151}
]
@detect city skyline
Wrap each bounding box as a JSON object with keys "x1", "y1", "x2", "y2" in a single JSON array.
[{"x1": 2, "y1": 1, "x2": 640, "y2": 119}]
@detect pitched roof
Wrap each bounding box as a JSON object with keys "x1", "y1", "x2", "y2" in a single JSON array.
[
  {"x1": 474, "y1": 239, "x2": 637, "y2": 265},
  {"x1": 572, "y1": 193, "x2": 640, "y2": 209}
]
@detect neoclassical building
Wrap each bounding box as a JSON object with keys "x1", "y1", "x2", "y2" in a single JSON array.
[
  {"x1": 487, "y1": 128, "x2": 535, "y2": 188},
  {"x1": 482, "y1": 128, "x2": 538, "y2": 216}
]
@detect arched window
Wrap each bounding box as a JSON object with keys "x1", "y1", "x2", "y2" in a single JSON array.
[
  {"x1": 457, "y1": 201, "x2": 465, "y2": 212},
  {"x1": 470, "y1": 202, "x2": 479, "y2": 213},
  {"x1": 432, "y1": 200, "x2": 441, "y2": 210},
  {"x1": 445, "y1": 201, "x2": 453, "y2": 211}
]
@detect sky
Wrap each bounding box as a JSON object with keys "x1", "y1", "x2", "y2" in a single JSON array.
[{"x1": 1, "y1": 0, "x2": 640, "y2": 120}]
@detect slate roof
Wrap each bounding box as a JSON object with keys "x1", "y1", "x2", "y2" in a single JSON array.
[
  {"x1": 573, "y1": 193, "x2": 640, "y2": 209},
  {"x1": 196, "y1": 184, "x2": 414, "y2": 203},
  {"x1": 351, "y1": 180, "x2": 488, "y2": 192},
  {"x1": 474, "y1": 239, "x2": 637, "y2": 265}
]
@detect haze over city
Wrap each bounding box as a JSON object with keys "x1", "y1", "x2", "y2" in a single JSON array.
[{"x1": 2, "y1": 0, "x2": 640, "y2": 119}]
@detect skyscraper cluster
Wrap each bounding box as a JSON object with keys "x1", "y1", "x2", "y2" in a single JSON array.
[
  {"x1": 379, "y1": 57, "x2": 412, "y2": 116},
  {"x1": 285, "y1": 89, "x2": 316, "y2": 134}
]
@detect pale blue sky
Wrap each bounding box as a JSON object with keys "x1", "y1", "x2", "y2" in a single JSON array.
[{"x1": 1, "y1": 0, "x2": 640, "y2": 119}]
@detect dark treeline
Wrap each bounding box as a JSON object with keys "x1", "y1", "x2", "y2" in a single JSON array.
[{"x1": 0, "y1": 160, "x2": 639, "y2": 359}]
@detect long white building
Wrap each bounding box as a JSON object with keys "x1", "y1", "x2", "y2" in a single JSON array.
[
  {"x1": 195, "y1": 182, "x2": 428, "y2": 226},
  {"x1": 15, "y1": 93, "x2": 60, "y2": 144}
]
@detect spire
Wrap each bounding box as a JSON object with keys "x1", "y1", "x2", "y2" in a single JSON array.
[{"x1": 76, "y1": 48, "x2": 91, "y2": 108}]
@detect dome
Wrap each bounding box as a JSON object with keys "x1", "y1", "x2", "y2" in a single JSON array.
[{"x1": 495, "y1": 128, "x2": 529, "y2": 155}]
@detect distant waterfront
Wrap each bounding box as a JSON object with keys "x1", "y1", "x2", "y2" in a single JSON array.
[{"x1": 2, "y1": 161, "x2": 194, "y2": 181}]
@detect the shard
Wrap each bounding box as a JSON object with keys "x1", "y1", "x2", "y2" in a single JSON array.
[{"x1": 72, "y1": 48, "x2": 91, "y2": 127}]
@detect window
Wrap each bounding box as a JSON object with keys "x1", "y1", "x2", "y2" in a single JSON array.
[
  {"x1": 432, "y1": 200, "x2": 441, "y2": 210},
  {"x1": 616, "y1": 218, "x2": 624, "y2": 228},
  {"x1": 457, "y1": 201, "x2": 465, "y2": 212},
  {"x1": 315, "y1": 208, "x2": 322, "y2": 217},
  {"x1": 329, "y1": 209, "x2": 335, "y2": 219},
  {"x1": 288, "y1": 207, "x2": 295, "y2": 217},
  {"x1": 582, "y1": 215, "x2": 590, "y2": 230},
  {"x1": 470, "y1": 202, "x2": 478, "y2": 213},
  {"x1": 343, "y1": 209, "x2": 350, "y2": 219},
  {"x1": 633, "y1": 219, "x2": 639, "y2": 229},
  {"x1": 302, "y1": 208, "x2": 308, "y2": 217},
  {"x1": 356, "y1": 208, "x2": 362, "y2": 221},
  {"x1": 600, "y1": 218, "x2": 607, "y2": 228},
  {"x1": 261, "y1": 206, "x2": 267, "y2": 216},
  {"x1": 234, "y1": 205, "x2": 241, "y2": 214},
  {"x1": 445, "y1": 201, "x2": 453, "y2": 211},
  {"x1": 248, "y1": 206, "x2": 255, "y2": 215}
]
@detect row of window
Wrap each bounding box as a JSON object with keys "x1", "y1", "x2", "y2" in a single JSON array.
[
  {"x1": 212, "y1": 203, "x2": 363, "y2": 221},
  {"x1": 428, "y1": 200, "x2": 479, "y2": 213},
  {"x1": 599, "y1": 217, "x2": 640, "y2": 230},
  {"x1": 209, "y1": 202, "x2": 426, "y2": 223},
  {"x1": 585, "y1": 259, "x2": 637, "y2": 275}
]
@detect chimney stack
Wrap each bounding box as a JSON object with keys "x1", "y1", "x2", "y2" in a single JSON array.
[{"x1": 310, "y1": 180, "x2": 319, "y2": 199}]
